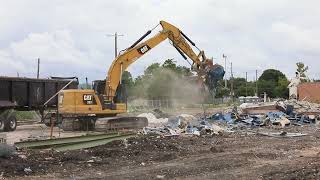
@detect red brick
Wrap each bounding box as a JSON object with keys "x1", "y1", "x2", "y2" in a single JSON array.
[{"x1": 298, "y1": 83, "x2": 320, "y2": 103}]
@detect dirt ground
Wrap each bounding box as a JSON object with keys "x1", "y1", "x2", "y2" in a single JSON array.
[
  {"x1": 1, "y1": 108, "x2": 320, "y2": 179},
  {"x1": 1, "y1": 125, "x2": 320, "y2": 179}
]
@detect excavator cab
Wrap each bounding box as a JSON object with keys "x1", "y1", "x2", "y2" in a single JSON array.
[
  {"x1": 92, "y1": 80, "x2": 114, "y2": 110},
  {"x1": 92, "y1": 80, "x2": 127, "y2": 110}
]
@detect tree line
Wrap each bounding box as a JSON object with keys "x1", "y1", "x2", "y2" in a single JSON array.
[{"x1": 119, "y1": 61, "x2": 310, "y2": 99}]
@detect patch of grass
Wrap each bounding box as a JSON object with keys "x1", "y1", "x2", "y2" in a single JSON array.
[{"x1": 15, "y1": 111, "x2": 36, "y2": 120}]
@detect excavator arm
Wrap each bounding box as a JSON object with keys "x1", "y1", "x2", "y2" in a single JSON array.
[{"x1": 106, "y1": 20, "x2": 222, "y2": 100}]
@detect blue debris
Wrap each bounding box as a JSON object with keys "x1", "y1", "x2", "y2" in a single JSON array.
[
  {"x1": 210, "y1": 113, "x2": 225, "y2": 120},
  {"x1": 241, "y1": 118, "x2": 254, "y2": 124},
  {"x1": 266, "y1": 112, "x2": 287, "y2": 121},
  {"x1": 209, "y1": 112, "x2": 234, "y2": 122},
  {"x1": 185, "y1": 126, "x2": 200, "y2": 136},
  {"x1": 223, "y1": 113, "x2": 233, "y2": 122}
]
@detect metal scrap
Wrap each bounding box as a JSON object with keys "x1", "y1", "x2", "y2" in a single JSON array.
[
  {"x1": 15, "y1": 133, "x2": 134, "y2": 151},
  {"x1": 258, "y1": 132, "x2": 307, "y2": 138},
  {"x1": 53, "y1": 134, "x2": 134, "y2": 152}
]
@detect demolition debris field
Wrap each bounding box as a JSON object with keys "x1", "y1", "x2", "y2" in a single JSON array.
[
  {"x1": 2, "y1": 122, "x2": 320, "y2": 179},
  {"x1": 2, "y1": 100, "x2": 320, "y2": 180}
]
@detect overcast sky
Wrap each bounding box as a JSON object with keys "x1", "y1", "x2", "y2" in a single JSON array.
[{"x1": 0, "y1": 0, "x2": 319, "y2": 82}]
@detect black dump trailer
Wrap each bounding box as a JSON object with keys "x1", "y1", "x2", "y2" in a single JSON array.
[{"x1": 0, "y1": 77, "x2": 78, "y2": 132}]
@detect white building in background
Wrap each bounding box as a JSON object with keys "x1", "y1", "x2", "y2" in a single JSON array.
[{"x1": 288, "y1": 72, "x2": 307, "y2": 99}]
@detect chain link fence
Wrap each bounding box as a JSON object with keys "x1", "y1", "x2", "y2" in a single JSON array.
[{"x1": 127, "y1": 98, "x2": 239, "y2": 111}]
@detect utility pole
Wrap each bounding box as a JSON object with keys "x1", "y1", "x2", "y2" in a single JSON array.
[
  {"x1": 245, "y1": 72, "x2": 248, "y2": 97},
  {"x1": 223, "y1": 54, "x2": 227, "y2": 88},
  {"x1": 230, "y1": 62, "x2": 234, "y2": 101},
  {"x1": 107, "y1": 32, "x2": 124, "y2": 58},
  {"x1": 255, "y1": 70, "x2": 258, "y2": 96},
  {"x1": 37, "y1": 58, "x2": 40, "y2": 79}
]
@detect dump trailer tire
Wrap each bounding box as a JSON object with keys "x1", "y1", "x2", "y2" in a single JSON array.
[
  {"x1": 0, "y1": 110, "x2": 6, "y2": 132},
  {"x1": 0, "y1": 119, "x2": 4, "y2": 132},
  {"x1": 4, "y1": 116, "x2": 17, "y2": 132}
]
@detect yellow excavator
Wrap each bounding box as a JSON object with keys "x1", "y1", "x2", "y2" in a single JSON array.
[{"x1": 56, "y1": 20, "x2": 224, "y2": 130}]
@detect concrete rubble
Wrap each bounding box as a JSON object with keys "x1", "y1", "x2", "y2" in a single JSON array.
[
  {"x1": 141, "y1": 99, "x2": 320, "y2": 137},
  {"x1": 142, "y1": 111, "x2": 231, "y2": 137}
]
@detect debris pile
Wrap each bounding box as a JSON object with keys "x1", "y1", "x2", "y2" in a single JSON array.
[
  {"x1": 228, "y1": 99, "x2": 320, "y2": 127},
  {"x1": 284, "y1": 99, "x2": 320, "y2": 114},
  {"x1": 137, "y1": 113, "x2": 168, "y2": 126},
  {"x1": 142, "y1": 99, "x2": 320, "y2": 137},
  {"x1": 141, "y1": 111, "x2": 230, "y2": 137}
]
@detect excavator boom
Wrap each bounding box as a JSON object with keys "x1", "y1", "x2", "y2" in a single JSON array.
[{"x1": 105, "y1": 20, "x2": 224, "y2": 100}]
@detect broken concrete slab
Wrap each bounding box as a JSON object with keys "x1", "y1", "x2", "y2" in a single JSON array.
[
  {"x1": 240, "y1": 102, "x2": 285, "y2": 114},
  {"x1": 138, "y1": 113, "x2": 168, "y2": 126}
]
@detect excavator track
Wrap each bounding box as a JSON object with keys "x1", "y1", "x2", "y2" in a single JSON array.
[
  {"x1": 95, "y1": 117, "x2": 148, "y2": 130},
  {"x1": 61, "y1": 116, "x2": 148, "y2": 131}
]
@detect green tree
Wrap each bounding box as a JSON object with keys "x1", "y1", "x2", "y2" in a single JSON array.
[
  {"x1": 119, "y1": 71, "x2": 134, "y2": 98},
  {"x1": 144, "y1": 63, "x2": 160, "y2": 76},
  {"x1": 146, "y1": 70, "x2": 173, "y2": 98},
  {"x1": 127, "y1": 58, "x2": 225, "y2": 103},
  {"x1": 225, "y1": 78, "x2": 255, "y2": 97},
  {"x1": 296, "y1": 62, "x2": 308, "y2": 77},
  {"x1": 176, "y1": 65, "x2": 192, "y2": 77},
  {"x1": 296, "y1": 62, "x2": 309, "y2": 82},
  {"x1": 130, "y1": 75, "x2": 147, "y2": 98},
  {"x1": 274, "y1": 77, "x2": 289, "y2": 98},
  {"x1": 215, "y1": 87, "x2": 230, "y2": 98},
  {"x1": 258, "y1": 80, "x2": 276, "y2": 97},
  {"x1": 258, "y1": 69, "x2": 289, "y2": 98},
  {"x1": 121, "y1": 71, "x2": 134, "y2": 87},
  {"x1": 162, "y1": 59, "x2": 177, "y2": 70},
  {"x1": 258, "y1": 69, "x2": 286, "y2": 83}
]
